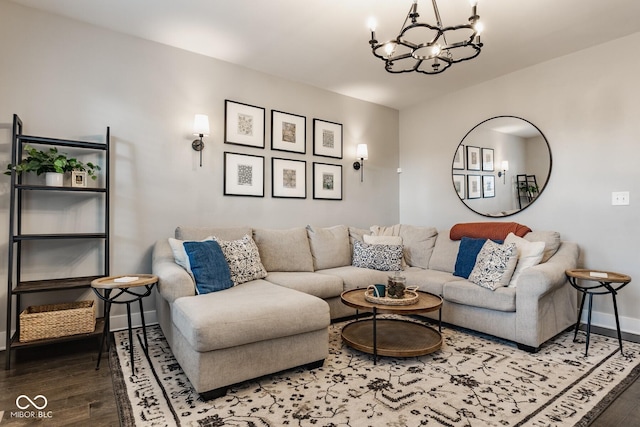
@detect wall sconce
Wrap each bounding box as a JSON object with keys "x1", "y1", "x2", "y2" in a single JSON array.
[
  {"x1": 192, "y1": 114, "x2": 210, "y2": 167},
  {"x1": 498, "y1": 160, "x2": 509, "y2": 184},
  {"x1": 353, "y1": 144, "x2": 369, "y2": 182}
]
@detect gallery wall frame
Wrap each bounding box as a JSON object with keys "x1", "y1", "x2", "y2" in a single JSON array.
[
  {"x1": 224, "y1": 100, "x2": 265, "y2": 148},
  {"x1": 453, "y1": 174, "x2": 465, "y2": 199},
  {"x1": 467, "y1": 175, "x2": 481, "y2": 199},
  {"x1": 466, "y1": 146, "x2": 481, "y2": 171},
  {"x1": 482, "y1": 175, "x2": 495, "y2": 198},
  {"x1": 313, "y1": 119, "x2": 343, "y2": 159},
  {"x1": 272, "y1": 157, "x2": 306, "y2": 199},
  {"x1": 223, "y1": 152, "x2": 265, "y2": 197},
  {"x1": 482, "y1": 148, "x2": 494, "y2": 171},
  {"x1": 271, "y1": 110, "x2": 306, "y2": 154},
  {"x1": 313, "y1": 162, "x2": 342, "y2": 200},
  {"x1": 453, "y1": 144, "x2": 465, "y2": 170}
]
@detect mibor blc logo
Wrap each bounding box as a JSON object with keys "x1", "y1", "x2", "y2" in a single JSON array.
[{"x1": 12, "y1": 394, "x2": 53, "y2": 419}]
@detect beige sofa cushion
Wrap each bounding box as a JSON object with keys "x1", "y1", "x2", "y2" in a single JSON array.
[
  {"x1": 253, "y1": 227, "x2": 314, "y2": 272},
  {"x1": 306, "y1": 225, "x2": 351, "y2": 270},
  {"x1": 524, "y1": 231, "x2": 561, "y2": 263},
  {"x1": 175, "y1": 226, "x2": 251, "y2": 241},
  {"x1": 443, "y1": 280, "x2": 516, "y2": 312},
  {"x1": 266, "y1": 271, "x2": 344, "y2": 299},
  {"x1": 399, "y1": 225, "x2": 438, "y2": 269},
  {"x1": 172, "y1": 280, "x2": 329, "y2": 352},
  {"x1": 428, "y1": 230, "x2": 460, "y2": 273}
]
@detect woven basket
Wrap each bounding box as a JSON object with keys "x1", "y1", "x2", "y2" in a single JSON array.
[{"x1": 19, "y1": 300, "x2": 96, "y2": 342}]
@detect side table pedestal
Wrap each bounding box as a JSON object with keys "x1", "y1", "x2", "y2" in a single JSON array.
[
  {"x1": 91, "y1": 274, "x2": 158, "y2": 370},
  {"x1": 566, "y1": 269, "x2": 631, "y2": 357}
]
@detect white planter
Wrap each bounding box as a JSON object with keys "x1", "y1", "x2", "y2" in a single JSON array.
[{"x1": 45, "y1": 172, "x2": 64, "y2": 187}]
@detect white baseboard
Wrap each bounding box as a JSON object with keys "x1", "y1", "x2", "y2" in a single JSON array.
[
  {"x1": 579, "y1": 310, "x2": 640, "y2": 336},
  {"x1": 0, "y1": 310, "x2": 158, "y2": 351}
]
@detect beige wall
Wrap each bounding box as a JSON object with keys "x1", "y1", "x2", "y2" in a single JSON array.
[
  {"x1": 0, "y1": 2, "x2": 400, "y2": 343},
  {"x1": 400, "y1": 32, "x2": 640, "y2": 334}
]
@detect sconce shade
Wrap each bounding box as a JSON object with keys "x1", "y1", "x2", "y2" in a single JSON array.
[
  {"x1": 356, "y1": 144, "x2": 369, "y2": 160},
  {"x1": 501, "y1": 160, "x2": 509, "y2": 171},
  {"x1": 193, "y1": 114, "x2": 210, "y2": 136}
]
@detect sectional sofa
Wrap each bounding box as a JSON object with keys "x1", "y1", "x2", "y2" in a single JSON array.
[{"x1": 152, "y1": 223, "x2": 579, "y2": 398}]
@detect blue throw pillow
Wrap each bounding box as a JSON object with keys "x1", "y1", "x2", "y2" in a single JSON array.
[
  {"x1": 183, "y1": 240, "x2": 233, "y2": 294},
  {"x1": 454, "y1": 237, "x2": 503, "y2": 279}
]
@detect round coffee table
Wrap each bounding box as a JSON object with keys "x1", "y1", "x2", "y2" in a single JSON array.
[{"x1": 340, "y1": 288, "x2": 443, "y2": 364}]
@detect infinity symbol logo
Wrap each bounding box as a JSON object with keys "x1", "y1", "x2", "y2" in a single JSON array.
[{"x1": 16, "y1": 395, "x2": 48, "y2": 410}]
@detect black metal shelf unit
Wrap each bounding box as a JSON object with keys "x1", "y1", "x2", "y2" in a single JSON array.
[{"x1": 4, "y1": 114, "x2": 110, "y2": 369}]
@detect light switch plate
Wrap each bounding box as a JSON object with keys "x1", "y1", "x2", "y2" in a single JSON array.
[{"x1": 612, "y1": 191, "x2": 630, "y2": 205}]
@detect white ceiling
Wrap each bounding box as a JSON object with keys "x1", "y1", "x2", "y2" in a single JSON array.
[{"x1": 11, "y1": 0, "x2": 640, "y2": 110}]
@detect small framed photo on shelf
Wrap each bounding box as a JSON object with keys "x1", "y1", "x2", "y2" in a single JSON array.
[
  {"x1": 71, "y1": 171, "x2": 87, "y2": 188},
  {"x1": 453, "y1": 145, "x2": 465, "y2": 170},
  {"x1": 224, "y1": 100, "x2": 265, "y2": 148},
  {"x1": 467, "y1": 175, "x2": 481, "y2": 199},
  {"x1": 453, "y1": 174, "x2": 465, "y2": 199},
  {"x1": 482, "y1": 175, "x2": 495, "y2": 198},
  {"x1": 313, "y1": 162, "x2": 342, "y2": 200},
  {"x1": 313, "y1": 119, "x2": 343, "y2": 159},
  {"x1": 272, "y1": 157, "x2": 306, "y2": 199},
  {"x1": 271, "y1": 110, "x2": 306, "y2": 154},
  {"x1": 466, "y1": 146, "x2": 481, "y2": 171},
  {"x1": 223, "y1": 152, "x2": 264, "y2": 197},
  {"x1": 482, "y1": 148, "x2": 494, "y2": 171}
]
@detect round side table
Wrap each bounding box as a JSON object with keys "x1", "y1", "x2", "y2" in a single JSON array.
[
  {"x1": 91, "y1": 274, "x2": 158, "y2": 370},
  {"x1": 565, "y1": 269, "x2": 631, "y2": 356}
]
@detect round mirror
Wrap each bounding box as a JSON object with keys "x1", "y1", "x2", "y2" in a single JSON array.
[{"x1": 452, "y1": 116, "x2": 552, "y2": 217}]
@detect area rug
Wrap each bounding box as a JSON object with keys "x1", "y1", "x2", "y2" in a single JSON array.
[{"x1": 110, "y1": 317, "x2": 640, "y2": 427}]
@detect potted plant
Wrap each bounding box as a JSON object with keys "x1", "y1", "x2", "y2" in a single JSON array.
[{"x1": 5, "y1": 145, "x2": 101, "y2": 186}]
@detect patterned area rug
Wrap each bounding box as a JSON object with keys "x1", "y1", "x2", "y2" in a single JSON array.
[{"x1": 110, "y1": 317, "x2": 640, "y2": 426}]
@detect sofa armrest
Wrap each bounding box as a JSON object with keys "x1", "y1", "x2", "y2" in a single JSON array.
[
  {"x1": 516, "y1": 241, "x2": 579, "y2": 298},
  {"x1": 152, "y1": 239, "x2": 195, "y2": 303}
]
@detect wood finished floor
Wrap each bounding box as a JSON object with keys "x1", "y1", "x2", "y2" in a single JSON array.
[{"x1": 0, "y1": 335, "x2": 639, "y2": 426}]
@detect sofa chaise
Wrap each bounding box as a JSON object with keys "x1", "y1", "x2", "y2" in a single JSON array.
[{"x1": 152, "y1": 223, "x2": 579, "y2": 398}]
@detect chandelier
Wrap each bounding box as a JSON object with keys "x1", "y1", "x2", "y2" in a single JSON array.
[{"x1": 368, "y1": 0, "x2": 483, "y2": 75}]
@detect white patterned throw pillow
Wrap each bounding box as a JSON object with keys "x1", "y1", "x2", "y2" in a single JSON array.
[
  {"x1": 352, "y1": 239, "x2": 403, "y2": 271},
  {"x1": 468, "y1": 240, "x2": 518, "y2": 290},
  {"x1": 214, "y1": 234, "x2": 267, "y2": 286}
]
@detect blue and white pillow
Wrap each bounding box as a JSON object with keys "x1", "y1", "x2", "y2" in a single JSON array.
[
  {"x1": 352, "y1": 239, "x2": 403, "y2": 271},
  {"x1": 214, "y1": 234, "x2": 267, "y2": 286},
  {"x1": 468, "y1": 240, "x2": 518, "y2": 290}
]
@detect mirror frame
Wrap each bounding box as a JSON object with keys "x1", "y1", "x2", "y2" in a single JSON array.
[{"x1": 452, "y1": 115, "x2": 552, "y2": 217}]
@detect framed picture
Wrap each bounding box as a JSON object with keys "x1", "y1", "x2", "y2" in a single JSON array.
[
  {"x1": 467, "y1": 175, "x2": 481, "y2": 199},
  {"x1": 71, "y1": 171, "x2": 87, "y2": 188},
  {"x1": 453, "y1": 145, "x2": 465, "y2": 170},
  {"x1": 313, "y1": 162, "x2": 342, "y2": 200},
  {"x1": 223, "y1": 152, "x2": 264, "y2": 197},
  {"x1": 482, "y1": 148, "x2": 494, "y2": 171},
  {"x1": 313, "y1": 119, "x2": 343, "y2": 159},
  {"x1": 271, "y1": 110, "x2": 306, "y2": 153},
  {"x1": 224, "y1": 100, "x2": 265, "y2": 148},
  {"x1": 272, "y1": 157, "x2": 306, "y2": 199},
  {"x1": 466, "y1": 146, "x2": 481, "y2": 170},
  {"x1": 482, "y1": 175, "x2": 495, "y2": 198},
  {"x1": 453, "y1": 174, "x2": 465, "y2": 199}
]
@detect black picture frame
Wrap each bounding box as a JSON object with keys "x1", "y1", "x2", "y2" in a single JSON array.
[
  {"x1": 313, "y1": 119, "x2": 343, "y2": 159},
  {"x1": 224, "y1": 100, "x2": 266, "y2": 148},
  {"x1": 312, "y1": 162, "x2": 342, "y2": 200},
  {"x1": 223, "y1": 152, "x2": 265, "y2": 197},
  {"x1": 271, "y1": 110, "x2": 306, "y2": 154},
  {"x1": 272, "y1": 157, "x2": 306, "y2": 199}
]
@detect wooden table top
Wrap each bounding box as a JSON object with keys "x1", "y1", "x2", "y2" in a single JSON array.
[
  {"x1": 341, "y1": 288, "x2": 442, "y2": 315},
  {"x1": 91, "y1": 274, "x2": 158, "y2": 289},
  {"x1": 566, "y1": 269, "x2": 631, "y2": 284}
]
